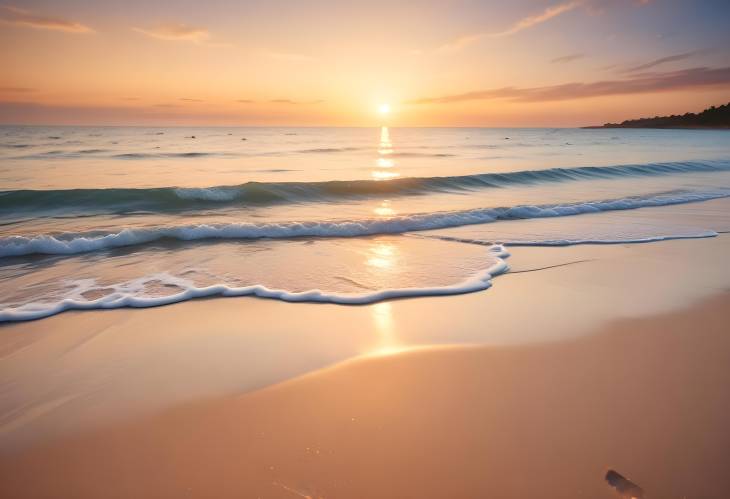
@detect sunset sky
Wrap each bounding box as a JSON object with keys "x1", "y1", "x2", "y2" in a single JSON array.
[{"x1": 1, "y1": 0, "x2": 729, "y2": 126}]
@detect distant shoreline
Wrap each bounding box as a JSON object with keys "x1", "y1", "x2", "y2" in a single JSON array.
[
  {"x1": 584, "y1": 102, "x2": 729, "y2": 130},
  {"x1": 582, "y1": 125, "x2": 730, "y2": 129}
]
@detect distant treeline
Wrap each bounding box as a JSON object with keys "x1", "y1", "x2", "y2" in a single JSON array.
[{"x1": 588, "y1": 102, "x2": 730, "y2": 129}]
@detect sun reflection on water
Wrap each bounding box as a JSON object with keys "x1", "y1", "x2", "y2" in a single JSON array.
[
  {"x1": 366, "y1": 241, "x2": 397, "y2": 269},
  {"x1": 377, "y1": 157, "x2": 394, "y2": 168},
  {"x1": 373, "y1": 200, "x2": 396, "y2": 217},
  {"x1": 371, "y1": 170, "x2": 400, "y2": 180},
  {"x1": 372, "y1": 126, "x2": 400, "y2": 180},
  {"x1": 377, "y1": 126, "x2": 394, "y2": 155}
]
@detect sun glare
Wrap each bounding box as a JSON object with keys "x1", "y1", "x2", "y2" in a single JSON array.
[{"x1": 378, "y1": 103, "x2": 391, "y2": 115}]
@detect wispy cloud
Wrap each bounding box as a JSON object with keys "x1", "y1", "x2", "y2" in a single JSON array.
[
  {"x1": 410, "y1": 66, "x2": 730, "y2": 104},
  {"x1": 551, "y1": 53, "x2": 586, "y2": 64},
  {"x1": 0, "y1": 86, "x2": 37, "y2": 93},
  {"x1": 492, "y1": 1, "x2": 582, "y2": 37},
  {"x1": 436, "y1": 0, "x2": 651, "y2": 53},
  {"x1": 436, "y1": 1, "x2": 580, "y2": 52},
  {"x1": 0, "y1": 5, "x2": 93, "y2": 33},
  {"x1": 623, "y1": 50, "x2": 707, "y2": 73},
  {"x1": 435, "y1": 33, "x2": 485, "y2": 54},
  {"x1": 269, "y1": 99, "x2": 324, "y2": 105},
  {"x1": 235, "y1": 99, "x2": 255, "y2": 103},
  {"x1": 133, "y1": 23, "x2": 211, "y2": 43},
  {"x1": 179, "y1": 98, "x2": 203, "y2": 102}
]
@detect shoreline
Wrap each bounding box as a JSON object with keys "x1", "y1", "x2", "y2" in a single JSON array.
[
  {"x1": 582, "y1": 125, "x2": 730, "y2": 129},
  {"x1": 2, "y1": 235, "x2": 730, "y2": 450}
]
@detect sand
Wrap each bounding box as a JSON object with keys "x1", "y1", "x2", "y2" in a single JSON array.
[
  {"x1": 0, "y1": 292, "x2": 729, "y2": 498},
  {"x1": 1, "y1": 237, "x2": 730, "y2": 498}
]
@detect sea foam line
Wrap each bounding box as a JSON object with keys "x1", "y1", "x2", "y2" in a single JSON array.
[
  {"x1": 0, "y1": 246, "x2": 510, "y2": 322},
  {"x1": 1, "y1": 189, "x2": 728, "y2": 258}
]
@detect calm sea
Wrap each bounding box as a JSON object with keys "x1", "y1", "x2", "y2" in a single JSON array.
[{"x1": 2, "y1": 125, "x2": 730, "y2": 321}]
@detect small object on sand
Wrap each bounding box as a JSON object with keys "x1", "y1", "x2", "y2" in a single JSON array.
[
  {"x1": 188, "y1": 135, "x2": 196, "y2": 139},
  {"x1": 605, "y1": 469, "x2": 644, "y2": 498},
  {"x1": 504, "y1": 137, "x2": 510, "y2": 140},
  {"x1": 241, "y1": 138, "x2": 247, "y2": 141}
]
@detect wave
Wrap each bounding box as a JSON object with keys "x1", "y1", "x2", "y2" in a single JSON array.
[
  {"x1": 1, "y1": 189, "x2": 728, "y2": 258},
  {"x1": 112, "y1": 152, "x2": 220, "y2": 159},
  {"x1": 14, "y1": 150, "x2": 226, "y2": 160},
  {"x1": 2, "y1": 160, "x2": 729, "y2": 215},
  {"x1": 296, "y1": 147, "x2": 363, "y2": 153},
  {"x1": 0, "y1": 246, "x2": 510, "y2": 322}
]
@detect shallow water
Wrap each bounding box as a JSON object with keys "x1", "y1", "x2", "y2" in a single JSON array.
[{"x1": 1, "y1": 125, "x2": 730, "y2": 321}]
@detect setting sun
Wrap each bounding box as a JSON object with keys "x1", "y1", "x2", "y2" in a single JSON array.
[{"x1": 378, "y1": 104, "x2": 391, "y2": 115}]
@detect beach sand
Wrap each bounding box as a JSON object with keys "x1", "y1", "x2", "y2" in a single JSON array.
[{"x1": 1, "y1": 237, "x2": 730, "y2": 498}]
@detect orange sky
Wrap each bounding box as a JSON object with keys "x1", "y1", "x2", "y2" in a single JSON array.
[{"x1": 1, "y1": 0, "x2": 729, "y2": 126}]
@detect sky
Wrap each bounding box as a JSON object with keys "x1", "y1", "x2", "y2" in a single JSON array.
[{"x1": 1, "y1": 0, "x2": 729, "y2": 126}]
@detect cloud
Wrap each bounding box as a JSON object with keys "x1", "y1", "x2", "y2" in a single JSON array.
[
  {"x1": 0, "y1": 86, "x2": 37, "y2": 92},
  {"x1": 153, "y1": 103, "x2": 180, "y2": 108},
  {"x1": 0, "y1": 5, "x2": 93, "y2": 33},
  {"x1": 436, "y1": 0, "x2": 651, "y2": 53},
  {"x1": 492, "y1": 1, "x2": 582, "y2": 37},
  {"x1": 269, "y1": 99, "x2": 324, "y2": 105},
  {"x1": 235, "y1": 99, "x2": 255, "y2": 103},
  {"x1": 435, "y1": 33, "x2": 486, "y2": 54},
  {"x1": 133, "y1": 23, "x2": 210, "y2": 43},
  {"x1": 180, "y1": 98, "x2": 203, "y2": 102},
  {"x1": 410, "y1": 66, "x2": 730, "y2": 104},
  {"x1": 623, "y1": 50, "x2": 707, "y2": 73},
  {"x1": 551, "y1": 53, "x2": 586, "y2": 64},
  {"x1": 436, "y1": 1, "x2": 580, "y2": 52}
]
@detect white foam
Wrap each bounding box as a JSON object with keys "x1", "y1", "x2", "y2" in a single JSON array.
[
  {"x1": 0, "y1": 246, "x2": 510, "y2": 322},
  {"x1": 1, "y1": 189, "x2": 728, "y2": 258}
]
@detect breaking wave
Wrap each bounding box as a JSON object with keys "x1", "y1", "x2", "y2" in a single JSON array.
[{"x1": 1, "y1": 188, "x2": 727, "y2": 258}]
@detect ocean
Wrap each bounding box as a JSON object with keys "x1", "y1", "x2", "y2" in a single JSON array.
[{"x1": 1, "y1": 125, "x2": 730, "y2": 321}]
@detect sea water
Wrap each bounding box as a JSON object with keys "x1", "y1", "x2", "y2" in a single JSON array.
[{"x1": 1, "y1": 126, "x2": 730, "y2": 321}]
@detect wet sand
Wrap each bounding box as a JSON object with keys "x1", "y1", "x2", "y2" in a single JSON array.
[{"x1": 1, "y1": 237, "x2": 730, "y2": 498}]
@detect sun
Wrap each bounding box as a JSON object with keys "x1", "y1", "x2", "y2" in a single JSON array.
[{"x1": 378, "y1": 103, "x2": 391, "y2": 115}]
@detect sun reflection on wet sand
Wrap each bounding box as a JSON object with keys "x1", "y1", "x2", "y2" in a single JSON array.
[{"x1": 369, "y1": 301, "x2": 404, "y2": 356}]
